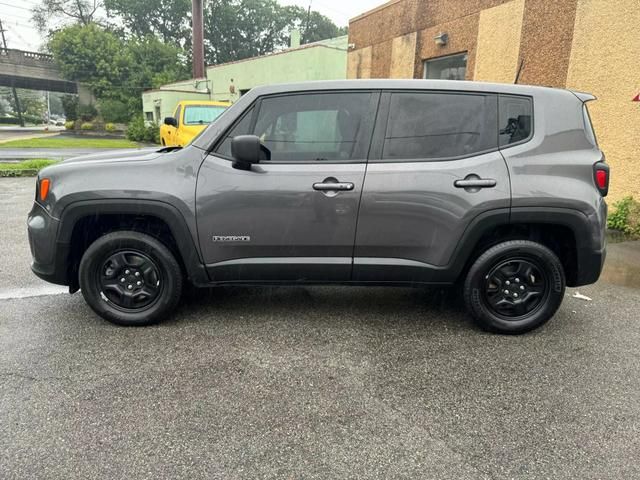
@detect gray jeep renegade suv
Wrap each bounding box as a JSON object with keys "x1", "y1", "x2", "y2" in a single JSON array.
[{"x1": 27, "y1": 80, "x2": 608, "y2": 334}]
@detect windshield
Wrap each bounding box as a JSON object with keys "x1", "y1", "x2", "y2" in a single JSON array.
[{"x1": 183, "y1": 105, "x2": 227, "y2": 125}]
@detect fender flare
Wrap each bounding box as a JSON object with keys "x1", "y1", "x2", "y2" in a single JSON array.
[
  {"x1": 58, "y1": 199, "x2": 209, "y2": 285},
  {"x1": 448, "y1": 206, "x2": 601, "y2": 285}
]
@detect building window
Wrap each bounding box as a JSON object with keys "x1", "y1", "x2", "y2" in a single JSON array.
[
  {"x1": 145, "y1": 111, "x2": 154, "y2": 122},
  {"x1": 423, "y1": 53, "x2": 468, "y2": 80}
]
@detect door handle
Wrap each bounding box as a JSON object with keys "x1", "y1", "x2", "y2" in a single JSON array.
[
  {"x1": 454, "y1": 177, "x2": 497, "y2": 189},
  {"x1": 313, "y1": 181, "x2": 354, "y2": 191}
]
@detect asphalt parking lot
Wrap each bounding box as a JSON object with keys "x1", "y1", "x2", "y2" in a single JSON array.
[{"x1": 1, "y1": 177, "x2": 639, "y2": 479}]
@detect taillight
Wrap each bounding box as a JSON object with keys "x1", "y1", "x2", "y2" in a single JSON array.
[
  {"x1": 593, "y1": 162, "x2": 609, "y2": 197},
  {"x1": 39, "y1": 178, "x2": 51, "y2": 201}
]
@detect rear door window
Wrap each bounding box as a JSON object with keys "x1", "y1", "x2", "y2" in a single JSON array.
[
  {"x1": 381, "y1": 92, "x2": 498, "y2": 161},
  {"x1": 498, "y1": 95, "x2": 533, "y2": 146}
]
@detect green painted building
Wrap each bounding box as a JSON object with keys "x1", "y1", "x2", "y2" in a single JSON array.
[{"x1": 142, "y1": 35, "x2": 348, "y2": 124}]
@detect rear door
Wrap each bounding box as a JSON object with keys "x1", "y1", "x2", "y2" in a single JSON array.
[
  {"x1": 196, "y1": 90, "x2": 379, "y2": 283},
  {"x1": 353, "y1": 90, "x2": 511, "y2": 283}
]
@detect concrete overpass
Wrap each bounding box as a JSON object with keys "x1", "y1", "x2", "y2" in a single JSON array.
[{"x1": 0, "y1": 48, "x2": 92, "y2": 102}]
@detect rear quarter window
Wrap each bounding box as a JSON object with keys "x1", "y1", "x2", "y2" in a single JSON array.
[{"x1": 499, "y1": 95, "x2": 533, "y2": 146}]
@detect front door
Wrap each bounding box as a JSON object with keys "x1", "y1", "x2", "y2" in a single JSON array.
[
  {"x1": 353, "y1": 90, "x2": 511, "y2": 283},
  {"x1": 196, "y1": 91, "x2": 379, "y2": 283},
  {"x1": 164, "y1": 104, "x2": 181, "y2": 146}
]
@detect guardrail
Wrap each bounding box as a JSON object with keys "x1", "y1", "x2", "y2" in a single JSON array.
[{"x1": 0, "y1": 48, "x2": 55, "y2": 63}]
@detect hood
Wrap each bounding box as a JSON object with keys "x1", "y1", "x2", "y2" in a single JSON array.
[{"x1": 63, "y1": 147, "x2": 164, "y2": 164}]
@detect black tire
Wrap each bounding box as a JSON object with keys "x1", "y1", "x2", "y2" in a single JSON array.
[
  {"x1": 79, "y1": 231, "x2": 183, "y2": 326},
  {"x1": 463, "y1": 240, "x2": 565, "y2": 334}
]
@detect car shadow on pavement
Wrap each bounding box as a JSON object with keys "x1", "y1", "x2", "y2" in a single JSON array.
[{"x1": 169, "y1": 285, "x2": 476, "y2": 332}]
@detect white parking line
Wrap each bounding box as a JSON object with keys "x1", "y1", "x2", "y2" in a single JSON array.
[{"x1": 0, "y1": 286, "x2": 69, "y2": 300}]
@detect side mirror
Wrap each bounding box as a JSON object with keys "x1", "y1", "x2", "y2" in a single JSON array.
[
  {"x1": 231, "y1": 135, "x2": 261, "y2": 170},
  {"x1": 164, "y1": 117, "x2": 177, "y2": 127}
]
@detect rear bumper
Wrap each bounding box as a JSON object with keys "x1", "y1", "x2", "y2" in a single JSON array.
[{"x1": 573, "y1": 244, "x2": 606, "y2": 287}]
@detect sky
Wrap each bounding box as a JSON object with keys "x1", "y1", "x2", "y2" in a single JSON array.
[
  {"x1": 0, "y1": 0, "x2": 385, "y2": 51},
  {"x1": 278, "y1": 0, "x2": 383, "y2": 26}
]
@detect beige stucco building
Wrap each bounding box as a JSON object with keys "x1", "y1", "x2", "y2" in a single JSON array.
[{"x1": 348, "y1": 0, "x2": 640, "y2": 201}]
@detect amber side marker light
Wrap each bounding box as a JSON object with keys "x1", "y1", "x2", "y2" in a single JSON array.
[{"x1": 39, "y1": 178, "x2": 51, "y2": 201}]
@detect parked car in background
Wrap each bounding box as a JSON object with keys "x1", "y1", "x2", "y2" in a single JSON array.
[
  {"x1": 160, "y1": 100, "x2": 230, "y2": 146},
  {"x1": 28, "y1": 80, "x2": 608, "y2": 334}
]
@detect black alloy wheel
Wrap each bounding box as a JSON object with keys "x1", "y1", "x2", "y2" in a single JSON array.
[
  {"x1": 98, "y1": 250, "x2": 163, "y2": 311},
  {"x1": 464, "y1": 240, "x2": 565, "y2": 334},
  {"x1": 483, "y1": 257, "x2": 549, "y2": 320},
  {"x1": 79, "y1": 231, "x2": 183, "y2": 326}
]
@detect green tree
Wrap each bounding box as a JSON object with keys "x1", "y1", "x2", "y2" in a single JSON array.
[
  {"x1": 16, "y1": 90, "x2": 45, "y2": 118},
  {"x1": 50, "y1": 24, "x2": 188, "y2": 120},
  {"x1": 101, "y1": 0, "x2": 346, "y2": 65},
  {"x1": 61, "y1": 94, "x2": 79, "y2": 121},
  {"x1": 295, "y1": 9, "x2": 348, "y2": 45},
  {"x1": 33, "y1": 0, "x2": 103, "y2": 32},
  {"x1": 104, "y1": 0, "x2": 191, "y2": 47},
  {"x1": 49, "y1": 24, "x2": 131, "y2": 101},
  {"x1": 127, "y1": 36, "x2": 189, "y2": 90}
]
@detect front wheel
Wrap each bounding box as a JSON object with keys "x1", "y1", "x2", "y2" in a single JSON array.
[
  {"x1": 79, "y1": 231, "x2": 183, "y2": 326},
  {"x1": 463, "y1": 240, "x2": 565, "y2": 334}
]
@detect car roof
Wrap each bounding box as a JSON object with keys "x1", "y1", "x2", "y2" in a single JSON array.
[
  {"x1": 246, "y1": 79, "x2": 579, "y2": 99},
  {"x1": 179, "y1": 100, "x2": 230, "y2": 106}
]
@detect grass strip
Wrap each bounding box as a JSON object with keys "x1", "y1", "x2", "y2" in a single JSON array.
[
  {"x1": 0, "y1": 159, "x2": 59, "y2": 177},
  {"x1": 0, "y1": 137, "x2": 140, "y2": 149}
]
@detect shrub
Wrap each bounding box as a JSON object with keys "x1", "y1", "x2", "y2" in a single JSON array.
[
  {"x1": 80, "y1": 122, "x2": 94, "y2": 130},
  {"x1": 105, "y1": 122, "x2": 117, "y2": 132},
  {"x1": 608, "y1": 196, "x2": 640, "y2": 238},
  {"x1": 126, "y1": 114, "x2": 145, "y2": 140},
  {"x1": 65, "y1": 120, "x2": 75, "y2": 130},
  {"x1": 126, "y1": 114, "x2": 159, "y2": 144},
  {"x1": 145, "y1": 124, "x2": 160, "y2": 144},
  {"x1": 98, "y1": 99, "x2": 130, "y2": 123},
  {"x1": 78, "y1": 104, "x2": 98, "y2": 122},
  {"x1": 0, "y1": 115, "x2": 43, "y2": 125},
  {"x1": 61, "y1": 95, "x2": 79, "y2": 121},
  {"x1": 0, "y1": 117, "x2": 20, "y2": 125}
]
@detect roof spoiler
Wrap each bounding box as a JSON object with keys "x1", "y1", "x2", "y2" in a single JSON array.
[{"x1": 571, "y1": 90, "x2": 596, "y2": 103}]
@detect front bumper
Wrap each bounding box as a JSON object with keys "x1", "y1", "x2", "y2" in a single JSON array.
[{"x1": 27, "y1": 202, "x2": 69, "y2": 286}]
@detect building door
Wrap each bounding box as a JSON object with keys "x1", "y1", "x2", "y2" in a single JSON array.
[
  {"x1": 353, "y1": 90, "x2": 510, "y2": 283},
  {"x1": 196, "y1": 91, "x2": 379, "y2": 283}
]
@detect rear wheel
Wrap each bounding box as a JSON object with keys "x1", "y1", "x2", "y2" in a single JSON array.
[
  {"x1": 463, "y1": 240, "x2": 565, "y2": 334},
  {"x1": 79, "y1": 231, "x2": 182, "y2": 326}
]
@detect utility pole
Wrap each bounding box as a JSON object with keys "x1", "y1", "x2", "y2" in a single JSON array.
[
  {"x1": 46, "y1": 91, "x2": 50, "y2": 127},
  {"x1": 0, "y1": 18, "x2": 25, "y2": 127},
  {"x1": 191, "y1": 0, "x2": 205, "y2": 79}
]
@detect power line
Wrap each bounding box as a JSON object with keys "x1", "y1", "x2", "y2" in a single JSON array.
[
  {"x1": 1, "y1": 19, "x2": 36, "y2": 30},
  {"x1": 2, "y1": 11, "x2": 33, "y2": 21},
  {"x1": 0, "y1": 2, "x2": 32, "y2": 11}
]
